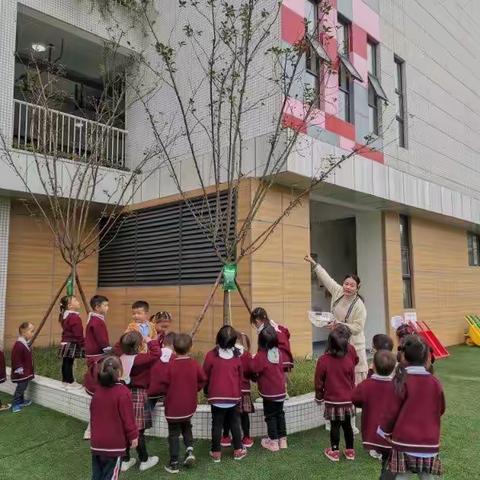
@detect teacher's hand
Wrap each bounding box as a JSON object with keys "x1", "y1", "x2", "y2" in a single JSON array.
[{"x1": 304, "y1": 254, "x2": 316, "y2": 266}]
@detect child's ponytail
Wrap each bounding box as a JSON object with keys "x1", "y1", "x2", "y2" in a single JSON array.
[
  {"x1": 393, "y1": 363, "x2": 408, "y2": 396},
  {"x1": 58, "y1": 295, "x2": 70, "y2": 325},
  {"x1": 98, "y1": 355, "x2": 122, "y2": 387}
]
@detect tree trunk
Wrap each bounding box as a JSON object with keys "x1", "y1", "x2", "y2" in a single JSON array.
[
  {"x1": 223, "y1": 289, "x2": 231, "y2": 326},
  {"x1": 190, "y1": 271, "x2": 222, "y2": 337},
  {"x1": 75, "y1": 273, "x2": 90, "y2": 314}
]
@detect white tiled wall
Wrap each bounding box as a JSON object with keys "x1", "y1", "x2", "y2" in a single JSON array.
[
  {"x1": 0, "y1": 370, "x2": 325, "y2": 439},
  {"x1": 0, "y1": 198, "x2": 10, "y2": 350}
]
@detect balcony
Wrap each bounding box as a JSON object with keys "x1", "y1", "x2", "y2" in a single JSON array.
[
  {"x1": 13, "y1": 9, "x2": 128, "y2": 169},
  {"x1": 13, "y1": 99, "x2": 127, "y2": 169}
]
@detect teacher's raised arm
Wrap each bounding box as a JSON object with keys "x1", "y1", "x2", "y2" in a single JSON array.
[{"x1": 304, "y1": 254, "x2": 343, "y2": 298}]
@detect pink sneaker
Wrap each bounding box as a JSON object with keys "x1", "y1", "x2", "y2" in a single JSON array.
[
  {"x1": 343, "y1": 449, "x2": 356, "y2": 461},
  {"x1": 324, "y1": 448, "x2": 340, "y2": 462},
  {"x1": 209, "y1": 451, "x2": 221, "y2": 463},
  {"x1": 279, "y1": 437, "x2": 288, "y2": 449},
  {"x1": 233, "y1": 448, "x2": 248, "y2": 460},
  {"x1": 261, "y1": 438, "x2": 280, "y2": 452},
  {"x1": 242, "y1": 436, "x2": 254, "y2": 448},
  {"x1": 220, "y1": 436, "x2": 232, "y2": 447}
]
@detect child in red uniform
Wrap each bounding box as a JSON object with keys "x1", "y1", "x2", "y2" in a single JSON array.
[
  {"x1": 203, "y1": 326, "x2": 247, "y2": 463},
  {"x1": 150, "y1": 311, "x2": 173, "y2": 347},
  {"x1": 221, "y1": 332, "x2": 255, "y2": 449},
  {"x1": 250, "y1": 307, "x2": 293, "y2": 373},
  {"x1": 58, "y1": 295, "x2": 85, "y2": 389},
  {"x1": 315, "y1": 328, "x2": 359, "y2": 462},
  {"x1": 0, "y1": 347, "x2": 10, "y2": 411},
  {"x1": 379, "y1": 335, "x2": 445, "y2": 479},
  {"x1": 119, "y1": 331, "x2": 160, "y2": 473},
  {"x1": 352, "y1": 350, "x2": 397, "y2": 479},
  {"x1": 161, "y1": 333, "x2": 206, "y2": 474},
  {"x1": 367, "y1": 334, "x2": 394, "y2": 378},
  {"x1": 148, "y1": 331, "x2": 176, "y2": 410},
  {"x1": 11, "y1": 322, "x2": 35, "y2": 413},
  {"x1": 251, "y1": 326, "x2": 287, "y2": 452},
  {"x1": 84, "y1": 295, "x2": 111, "y2": 439},
  {"x1": 90, "y1": 356, "x2": 138, "y2": 480}
]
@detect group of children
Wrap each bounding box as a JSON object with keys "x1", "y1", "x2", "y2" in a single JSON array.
[
  {"x1": 0, "y1": 294, "x2": 445, "y2": 480},
  {"x1": 315, "y1": 324, "x2": 445, "y2": 479}
]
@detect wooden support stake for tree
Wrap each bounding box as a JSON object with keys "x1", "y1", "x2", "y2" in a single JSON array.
[
  {"x1": 75, "y1": 273, "x2": 90, "y2": 314},
  {"x1": 190, "y1": 271, "x2": 222, "y2": 338},
  {"x1": 235, "y1": 279, "x2": 251, "y2": 315},
  {"x1": 30, "y1": 276, "x2": 69, "y2": 346}
]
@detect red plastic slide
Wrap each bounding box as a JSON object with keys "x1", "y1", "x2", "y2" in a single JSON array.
[{"x1": 408, "y1": 321, "x2": 449, "y2": 360}]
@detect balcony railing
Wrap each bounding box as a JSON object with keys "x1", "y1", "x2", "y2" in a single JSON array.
[{"x1": 12, "y1": 99, "x2": 127, "y2": 169}]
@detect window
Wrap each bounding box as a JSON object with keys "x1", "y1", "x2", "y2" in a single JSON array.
[
  {"x1": 395, "y1": 56, "x2": 407, "y2": 148},
  {"x1": 400, "y1": 215, "x2": 414, "y2": 308},
  {"x1": 468, "y1": 232, "x2": 480, "y2": 266},
  {"x1": 336, "y1": 16, "x2": 362, "y2": 123},
  {"x1": 367, "y1": 40, "x2": 388, "y2": 135},
  {"x1": 98, "y1": 192, "x2": 236, "y2": 286},
  {"x1": 305, "y1": 0, "x2": 329, "y2": 104}
]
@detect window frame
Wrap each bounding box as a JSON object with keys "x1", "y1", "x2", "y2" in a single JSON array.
[
  {"x1": 400, "y1": 215, "x2": 414, "y2": 309},
  {"x1": 467, "y1": 232, "x2": 480, "y2": 266},
  {"x1": 367, "y1": 39, "x2": 387, "y2": 136},
  {"x1": 394, "y1": 55, "x2": 407, "y2": 148}
]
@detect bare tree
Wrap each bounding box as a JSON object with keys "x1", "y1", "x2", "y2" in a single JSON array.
[
  {"x1": 0, "y1": 42, "x2": 161, "y2": 344},
  {"x1": 121, "y1": 0, "x2": 387, "y2": 334}
]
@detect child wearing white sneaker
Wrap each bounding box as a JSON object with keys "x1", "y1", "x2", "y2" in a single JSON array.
[
  {"x1": 315, "y1": 328, "x2": 358, "y2": 462},
  {"x1": 58, "y1": 295, "x2": 85, "y2": 389},
  {"x1": 251, "y1": 326, "x2": 287, "y2": 452}
]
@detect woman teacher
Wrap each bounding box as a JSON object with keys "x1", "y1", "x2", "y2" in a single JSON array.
[{"x1": 305, "y1": 254, "x2": 368, "y2": 384}]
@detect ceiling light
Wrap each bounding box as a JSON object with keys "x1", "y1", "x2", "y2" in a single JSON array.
[{"x1": 31, "y1": 43, "x2": 47, "y2": 52}]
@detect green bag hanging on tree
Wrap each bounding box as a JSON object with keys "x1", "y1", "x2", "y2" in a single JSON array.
[
  {"x1": 66, "y1": 276, "x2": 74, "y2": 296},
  {"x1": 222, "y1": 264, "x2": 237, "y2": 292}
]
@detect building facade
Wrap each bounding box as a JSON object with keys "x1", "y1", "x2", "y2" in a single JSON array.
[{"x1": 0, "y1": 0, "x2": 479, "y2": 355}]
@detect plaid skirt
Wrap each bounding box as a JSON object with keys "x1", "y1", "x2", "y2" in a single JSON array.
[
  {"x1": 240, "y1": 393, "x2": 255, "y2": 414},
  {"x1": 389, "y1": 449, "x2": 443, "y2": 475},
  {"x1": 58, "y1": 342, "x2": 85, "y2": 359},
  {"x1": 324, "y1": 403, "x2": 355, "y2": 421},
  {"x1": 131, "y1": 387, "x2": 152, "y2": 431}
]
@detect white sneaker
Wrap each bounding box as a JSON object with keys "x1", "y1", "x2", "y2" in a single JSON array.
[
  {"x1": 121, "y1": 458, "x2": 137, "y2": 472},
  {"x1": 325, "y1": 420, "x2": 331, "y2": 432},
  {"x1": 67, "y1": 382, "x2": 84, "y2": 390},
  {"x1": 83, "y1": 425, "x2": 91, "y2": 440},
  {"x1": 369, "y1": 450, "x2": 383, "y2": 460},
  {"x1": 62, "y1": 382, "x2": 69, "y2": 390},
  {"x1": 139, "y1": 456, "x2": 159, "y2": 471}
]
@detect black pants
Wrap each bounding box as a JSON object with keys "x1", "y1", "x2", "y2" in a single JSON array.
[
  {"x1": 12, "y1": 380, "x2": 30, "y2": 407},
  {"x1": 223, "y1": 412, "x2": 250, "y2": 438},
  {"x1": 330, "y1": 416, "x2": 354, "y2": 450},
  {"x1": 168, "y1": 421, "x2": 193, "y2": 462},
  {"x1": 211, "y1": 405, "x2": 242, "y2": 452},
  {"x1": 380, "y1": 451, "x2": 396, "y2": 480},
  {"x1": 123, "y1": 429, "x2": 148, "y2": 462},
  {"x1": 91, "y1": 455, "x2": 121, "y2": 480},
  {"x1": 263, "y1": 400, "x2": 286, "y2": 440},
  {"x1": 62, "y1": 357, "x2": 75, "y2": 383}
]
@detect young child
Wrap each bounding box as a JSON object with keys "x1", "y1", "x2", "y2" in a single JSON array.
[
  {"x1": 315, "y1": 328, "x2": 359, "y2": 462},
  {"x1": 396, "y1": 325, "x2": 435, "y2": 373},
  {"x1": 250, "y1": 307, "x2": 293, "y2": 373},
  {"x1": 352, "y1": 350, "x2": 397, "y2": 477},
  {"x1": 0, "y1": 347, "x2": 10, "y2": 411},
  {"x1": 150, "y1": 311, "x2": 173, "y2": 347},
  {"x1": 84, "y1": 295, "x2": 111, "y2": 439},
  {"x1": 367, "y1": 334, "x2": 394, "y2": 378},
  {"x1": 221, "y1": 332, "x2": 255, "y2": 449},
  {"x1": 58, "y1": 295, "x2": 85, "y2": 389},
  {"x1": 161, "y1": 333, "x2": 206, "y2": 474},
  {"x1": 203, "y1": 326, "x2": 247, "y2": 463},
  {"x1": 148, "y1": 331, "x2": 176, "y2": 410},
  {"x1": 379, "y1": 335, "x2": 445, "y2": 479},
  {"x1": 11, "y1": 322, "x2": 35, "y2": 413},
  {"x1": 90, "y1": 356, "x2": 138, "y2": 480},
  {"x1": 119, "y1": 331, "x2": 160, "y2": 472},
  {"x1": 251, "y1": 326, "x2": 288, "y2": 452},
  {"x1": 126, "y1": 301, "x2": 156, "y2": 343}
]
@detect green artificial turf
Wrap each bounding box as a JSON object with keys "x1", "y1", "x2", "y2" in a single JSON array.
[{"x1": 0, "y1": 345, "x2": 479, "y2": 479}]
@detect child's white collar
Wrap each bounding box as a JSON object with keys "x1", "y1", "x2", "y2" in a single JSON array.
[
  {"x1": 63, "y1": 310, "x2": 79, "y2": 320},
  {"x1": 219, "y1": 348, "x2": 234, "y2": 359},
  {"x1": 17, "y1": 336, "x2": 30, "y2": 350},
  {"x1": 405, "y1": 366, "x2": 430, "y2": 375},
  {"x1": 371, "y1": 373, "x2": 393, "y2": 381},
  {"x1": 88, "y1": 312, "x2": 104, "y2": 322}
]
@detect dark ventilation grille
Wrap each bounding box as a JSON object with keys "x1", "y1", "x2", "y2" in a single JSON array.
[{"x1": 98, "y1": 192, "x2": 236, "y2": 286}]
